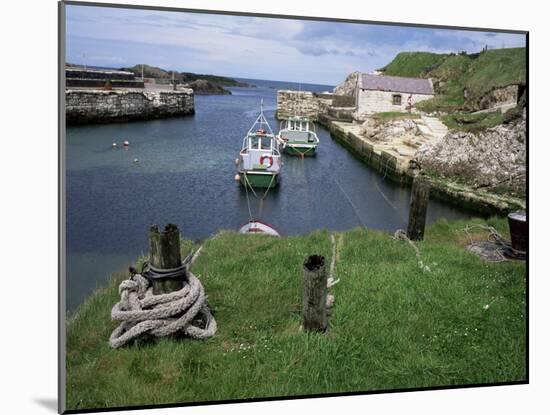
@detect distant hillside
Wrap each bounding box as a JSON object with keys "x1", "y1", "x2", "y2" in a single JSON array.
[
  {"x1": 381, "y1": 48, "x2": 526, "y2": 112},
  {"x1": 120, "y1": 64, "x2": 252, "y2": 88}
]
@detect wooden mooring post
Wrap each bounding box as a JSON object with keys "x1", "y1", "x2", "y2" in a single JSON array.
[
  {"x1": 149, "y1": 224, "x2": 185, "y2": 295},
  {"x1": 407, "y1": 175, "x2": 431, "y2": 241},
  {"x1": 302, "y1": 255, "x2": 328, "y2": 332}
]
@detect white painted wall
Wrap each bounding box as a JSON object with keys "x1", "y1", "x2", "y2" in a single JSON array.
[{"x1": 356, "y1": 89, "x2": 433, "y2": 115}]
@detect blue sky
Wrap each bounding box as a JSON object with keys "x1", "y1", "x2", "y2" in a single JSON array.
[{"x1": 66, "y1": 5, "x2": 526, "y2": 85}]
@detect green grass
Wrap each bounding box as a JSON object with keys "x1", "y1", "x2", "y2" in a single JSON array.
[
  {"x1": 371, "y1": 112, "x2": 421, "y2": 122},
  {"x1": 382, "y1": 48, "x2": 526, "y2": 113},
  {"x1": 66, "y1": 219, "x2": 526, "y2": 411},
  {"x1": 382, "y1": 51, "x2": 449, "y2": 77},
  {"x1": 441, "y1": 111, "x2": 505, "y2": 132}
]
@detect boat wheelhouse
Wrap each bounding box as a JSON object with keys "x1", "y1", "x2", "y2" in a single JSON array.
[
  {"x1": 237, "y1": 102, "x2": 281, "y2": 189},
  {"x1": 277, "y1": 115, "x2": 320, "y2": 157}
]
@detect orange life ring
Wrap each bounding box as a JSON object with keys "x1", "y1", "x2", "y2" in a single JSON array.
[{"x1": 260, "y1": 154, "x2": 273, "y2": 168}]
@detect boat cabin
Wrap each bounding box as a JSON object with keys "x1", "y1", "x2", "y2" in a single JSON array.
[
  {"x1": 279, "y1": 116, "x2": 317, "y2": 144},
  {"x1": 240, "y1": 131, "x2": 281, "y2": 172}
]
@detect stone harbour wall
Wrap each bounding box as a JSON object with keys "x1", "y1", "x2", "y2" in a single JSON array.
[
  {"x1": 277, "y1": 91, "x2": 320, "y2": 120},
  {"x1": 65, "y1": 89, "x2": 194, "y2": 125},
  {"x1": 276, "y1": 90, "x2": 336, "y2": 120},
  {"x1": 317, "y1": 114, "x2": 525, "y2": 214}
]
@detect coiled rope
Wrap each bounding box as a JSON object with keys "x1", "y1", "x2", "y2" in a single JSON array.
[
  {"x1": 109, "y1": 247, "x2": 217, "y2": 349},
  {"x1": 462, "y1": 224, "x2": 526, "y2": 261}
]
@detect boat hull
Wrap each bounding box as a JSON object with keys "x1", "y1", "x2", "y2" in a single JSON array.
[
  {"x1": 284, "y1": 144, "x2": 317, "y2": 156},
  {"x1": 240, "y1": 171, "x2": 279, "y2": 188},
  {"x1": 239, "y1": 220, "x2": 281, "y2": 236}
]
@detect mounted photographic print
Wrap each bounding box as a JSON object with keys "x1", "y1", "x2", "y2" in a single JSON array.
[{"x1": 59, "y1": 1, "x2": 528, "y2": 413}]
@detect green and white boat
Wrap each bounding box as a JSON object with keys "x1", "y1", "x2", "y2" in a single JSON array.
[
  {"x1": 236, "y1": 102, "x2": 281, "y2": 189},
  {"x1": 276, "y1": 115, "x2": 320, "y2": 157}
]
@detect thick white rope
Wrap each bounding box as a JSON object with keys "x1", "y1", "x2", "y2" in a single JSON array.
[
  {"x1": 393, "y1": 229, "x2": 431, "y2": 272},
  {"x1": 109, "y1": 248, "x2": 216, "y2": 348},
  {"x1": 326, "y1": 234, "x2": 341, "y2": 310}
]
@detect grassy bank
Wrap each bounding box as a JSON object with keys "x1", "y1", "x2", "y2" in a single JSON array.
[
  {"x1": 441, "y1": 111, "x2": 505, "y2": 132},
  {"x1": 66, "y1": 218, "x2": 526, "y2": 411},
  {"x1": 382, "y1": 48, "x2": 526, "y2": 113},
  {"x1": 371, "y1": 111, "x2": 421, "y2": 122}
]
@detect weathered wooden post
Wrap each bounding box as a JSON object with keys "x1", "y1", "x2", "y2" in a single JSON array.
[
  {"x1": 407, "y1": 175, "x2": 431, "y2": 241},
  {"x1": 302, "y1": 255, "x2": 328, "y2": 332},
  {"x1": 149, "y1": 224, "x2": 185, "y2": 295}
]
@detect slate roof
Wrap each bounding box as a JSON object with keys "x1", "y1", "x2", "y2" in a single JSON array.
[{"x1": 359, "y1": 73, "x2": 434, "y2": 95}]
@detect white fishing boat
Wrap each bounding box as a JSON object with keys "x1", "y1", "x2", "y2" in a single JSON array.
[
  {"x1": 277, "y1": 115, "x2": 320, "y2": 157},
  {"x1": 238, "y1": 220, "x2": 281, "y2": 236},
  {"x1": 236, "y1": 101, "x2": 281, "y2": 188}
]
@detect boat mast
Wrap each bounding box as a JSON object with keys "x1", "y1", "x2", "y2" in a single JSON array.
[{"x1": 247, "y1": 98, "x2": 274, "y2": 136}]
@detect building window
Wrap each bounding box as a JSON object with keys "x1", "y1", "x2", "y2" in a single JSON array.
[{"x1": 392, "y1": 94, "x2": 402, "y2": 105}]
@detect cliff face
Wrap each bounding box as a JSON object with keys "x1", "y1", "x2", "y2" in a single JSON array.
[
  {"x1": 333, "y1": 71, "x2": 360, "y2": 96},
  {"x1": 66, "y1": 89, "x2": 194, "y2": 125},
  {"x1": 415, "y1": 119, "x2": 526, "y2": 196}
]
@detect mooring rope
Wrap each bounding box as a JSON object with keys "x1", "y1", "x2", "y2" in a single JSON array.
[
  {"x1": 462, "y1": 224, "x2": 526, "y2": 260},
  {"x1": 332, "y1": 177, "x2": 368, "y2": 229},
  {"x1": 109, "y1": 247, "x2": 216, "y2": 349},
  {"x1": 243, "y1": 172, "x2": 276, "y2": 201},
  {"x1": 242, "y1": 172, "x2": 277, "y2": 222},
  {"x1": 392, "y1": 229, "x2": 431, "y2": 272},
  {"x1": 326, "y1": 233, "x2": 341, "y2": 310}
]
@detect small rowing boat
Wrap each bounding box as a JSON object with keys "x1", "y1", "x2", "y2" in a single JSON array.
[{"x1": 238, "y1": 220, "x2": 281, "y2": 236}]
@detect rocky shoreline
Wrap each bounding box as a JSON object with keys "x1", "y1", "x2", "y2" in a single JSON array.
[
  {"x1": 317, "y1": 114, "x2": 525, "y2": 215},
  {"x1": 416, "y1": 120, "x2": 526, "y2": 198}
]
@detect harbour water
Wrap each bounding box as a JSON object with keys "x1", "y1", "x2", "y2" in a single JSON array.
[{"x1": 66, "y1": 78, "x2": 473, "y2": 311}]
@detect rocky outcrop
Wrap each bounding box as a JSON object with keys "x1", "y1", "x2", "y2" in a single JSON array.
[
  {"x1": 465, "y1": 84, "x2": 522, "y2": 112},
  {"x1": 184, "y1": 79, "x2": 231, "y2": 95},
  {"x1": 66, "y1": 89, "x2": 194, "y2": 125},
  {"x1": 359, "y1": 117, "x2": 419, "y2": 142},
  {"x1": 333, "y1": 71, "x2": 360, "y2": 96},
  {"x1": 415, "y1": 120, "x2": 526, "y2": 196}
]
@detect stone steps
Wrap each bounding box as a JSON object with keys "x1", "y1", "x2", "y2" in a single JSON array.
[{"x1": 419, "y1": 115, "x2": 448, "y2": 140}]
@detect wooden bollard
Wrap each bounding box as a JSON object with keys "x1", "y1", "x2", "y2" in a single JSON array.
[
  {"x1": 302, "y1": 255, "x2": 328, "y2": 332},
  {"x1": 149, "y1": 224, "x2": 184, "y2": 295},
  {"x1": 407, "y1": 175, "x2": 431, "y2": 241}
]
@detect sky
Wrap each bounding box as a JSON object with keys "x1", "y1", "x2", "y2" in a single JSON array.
[{"x1": 65, "y1": 5, "x2": 526, "y2": 86}]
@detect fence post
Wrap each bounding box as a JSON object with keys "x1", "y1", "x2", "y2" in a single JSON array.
[
  {"x1": 407, "y1": 175, "x2": 431, "y2": 241},
  {"x1": 149, "y1": 224, "x2": 184, "y2": 295},
  {"x1": 302, "y1": 255, "x2": 328, "y2": 332}
]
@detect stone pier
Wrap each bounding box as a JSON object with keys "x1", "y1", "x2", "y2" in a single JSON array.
[{"x1": 65, "y1": 88, "x2": 195, "y2": 125}]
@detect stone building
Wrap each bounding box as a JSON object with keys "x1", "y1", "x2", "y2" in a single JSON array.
[{"x1": 355, "y1": 73, "x2": 434, "y2": 116}]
